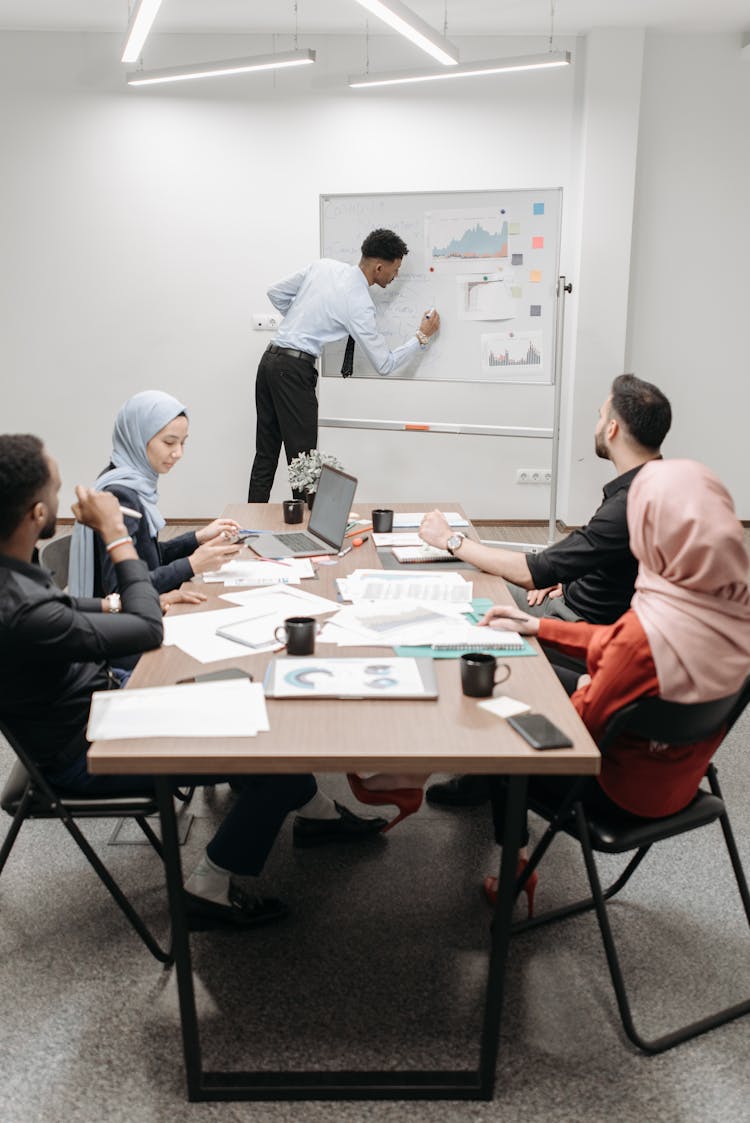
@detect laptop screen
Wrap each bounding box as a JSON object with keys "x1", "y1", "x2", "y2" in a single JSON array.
[{"x1": 308, "y1": 465, "x2": 358, "y2": 550}]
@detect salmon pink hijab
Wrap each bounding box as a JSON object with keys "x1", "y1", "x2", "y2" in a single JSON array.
[{"x1": 628, "y1": 460, "x2": 750, "y2": 702}]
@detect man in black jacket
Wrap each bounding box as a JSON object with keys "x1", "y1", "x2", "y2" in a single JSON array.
[
  {"x1": 419, "y1": 373, "x2": 672, "y2": 806},
  {"x1": 0, "y1": 434, "x2": 375, "y2": 928}
]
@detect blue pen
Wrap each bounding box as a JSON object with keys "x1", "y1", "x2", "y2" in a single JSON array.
[{"x1": 238, "y1": 528, "x2": 262, "y2": 535}]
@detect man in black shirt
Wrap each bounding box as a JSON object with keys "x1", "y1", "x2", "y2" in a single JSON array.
[
  {"x1": 0, "y1": 435, "x2": 377, "y2": 927},
  {"x1": 419, "y1": 373, "x2": 672, "y2": 805}
]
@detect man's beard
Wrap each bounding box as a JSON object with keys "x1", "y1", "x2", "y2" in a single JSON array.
[
  {"x1": 38, "y1": 514, "x2": 57, "y2": 540},
  {"x1": 594, "y1": 432, "x2": 610, "y2": 461}
]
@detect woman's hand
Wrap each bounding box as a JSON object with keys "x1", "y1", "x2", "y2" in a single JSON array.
[
  {"x1": 188, "y1": 534, "x2": 241, "y2": 575},
  {"x1": 159, "y1": 589, "x2": 208, "y2": 614},
  {"x1": 479, "y1": 604, "x2": 541, "y2": 636},
  {"x1": 195, "y1": 518, "x2": 241, "y2": 545}
]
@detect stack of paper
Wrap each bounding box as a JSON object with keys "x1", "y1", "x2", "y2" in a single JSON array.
[
  {"x1": 87, "y1": 679, "x2": 269, "y2": 740},
  {"x1": 392, "y1": 512, "x2": 470, "y2": 529},
  {"x1": 337, "y1": 569, "x2": 473, "y2": 605},
  {"x1": 319, "y1": 600, "x2": 467, "y2": 647},
  {"x1": 163, "y1": 585, "x2": 338, "y2": 663},
  {"x1": 202, "y1": 557, "x2": 315, "y2": 586}
]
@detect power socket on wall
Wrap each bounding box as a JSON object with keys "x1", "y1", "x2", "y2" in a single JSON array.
[
  {"x1": 516, "y1": 468, "x2": 552, "y2": 485},
  {"x1": 253, "y1": 313, "x2": 281, "y2": 330}
]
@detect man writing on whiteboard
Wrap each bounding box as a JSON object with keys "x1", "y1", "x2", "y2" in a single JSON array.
[
  {"x1": 248, "y1": 228, "x2": 441, "y2": 502},
  {"x1": 418, "y1": 373, "x2": 672, "y2": 806}
]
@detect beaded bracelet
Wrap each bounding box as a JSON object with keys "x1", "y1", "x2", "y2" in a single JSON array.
[{"x1": 105, "y1": 535, "x2": 131, "y2": 552}]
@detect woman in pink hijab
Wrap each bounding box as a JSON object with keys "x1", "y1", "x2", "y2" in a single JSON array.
[{"x1": 483, "y1": 460, "x2": 750, "y2": 915}]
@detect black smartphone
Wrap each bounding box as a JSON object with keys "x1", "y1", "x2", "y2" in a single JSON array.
[{"x1": 507, "y1": 712, "x2": 573, "y2": 750}]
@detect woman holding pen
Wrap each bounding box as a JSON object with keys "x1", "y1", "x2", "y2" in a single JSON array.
[{"x1": 69, "y1": 390, "x2": 241, "y2": 609}]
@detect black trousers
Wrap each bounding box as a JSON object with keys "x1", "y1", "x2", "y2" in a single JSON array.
[
  {"x1": 248, "y1": 349, "x2": 319, "y2": 502},
  {"x1": 46, "y1": 751, "x2": 317, "y2": 877}
]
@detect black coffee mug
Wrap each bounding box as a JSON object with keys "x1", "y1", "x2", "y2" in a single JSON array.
[
  {"x1": 460, "y1": 652, "x2": 511, "y2": 698},
  {"x1": 283, "y1": 499, "x2": 304, "y2": 524},
  {"x1": 372, "y1": 508, "x2": 394, "y2": 533},
  {"x1": 274, "y1": 615, "x2": 319, "y2": 656}
]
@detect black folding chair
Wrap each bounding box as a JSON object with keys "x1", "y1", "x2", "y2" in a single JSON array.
[
  {"x1": 0, "y1": 718, "x2": 172, "y2": 964},
  {"x1": 513, "y1": 678, "x2": 750, "y2": 1053}
]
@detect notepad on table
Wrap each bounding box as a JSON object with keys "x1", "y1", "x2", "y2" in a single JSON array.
[{"x1": 429, "y1": 623, "x2": 526, "y2": 652}]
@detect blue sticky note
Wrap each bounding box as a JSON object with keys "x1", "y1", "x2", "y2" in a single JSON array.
[{"x1": 533, "y1": 202, "x2": 545, "y2": 215}]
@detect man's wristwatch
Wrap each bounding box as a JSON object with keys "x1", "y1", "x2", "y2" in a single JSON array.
[
  {"x1": 105, "y1": 593, "x2": 122, "y2": 614},
  {"x1": 446, "y1": 532, "x2": 465, "y2": 556}
]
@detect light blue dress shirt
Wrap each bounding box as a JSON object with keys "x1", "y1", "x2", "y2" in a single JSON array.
[{"x1": 267, "y1": 259, "x2": 421, "y2": 375}]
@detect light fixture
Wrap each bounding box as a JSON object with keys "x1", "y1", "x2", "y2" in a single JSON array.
[
  {"x1": 121, "y1": 0, "x2": 164, "y2": 65},
  {"x1": 351, "y1": 0, "x2": 459, "y2": 67},
  {"x1": 127, "y1": 49, "x2": 316, "y2": 87},
  {"x1": 349, "y1": 50, "x2": 570, "y2": 88}
]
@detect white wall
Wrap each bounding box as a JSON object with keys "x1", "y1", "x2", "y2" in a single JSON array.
[
  {"x1": 1, "y1": 29, "x2": 749, "y2": 520},
  {"x1": 627, "y1": 33, "x2": 750, "y2": 514}
]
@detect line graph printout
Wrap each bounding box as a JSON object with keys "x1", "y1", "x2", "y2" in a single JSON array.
[
  {"x1": 481, "y1": 331, "x2": 545, "y2": 383},
  {"x1": 427, "y1": 209, "x2": 508, "y2": 269},
  {"x1": 457, "y1": 274, "x2": 515, "y2": 321}
]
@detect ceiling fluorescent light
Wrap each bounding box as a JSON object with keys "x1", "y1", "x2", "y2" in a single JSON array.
[
  {"x1": 127, "y1": 49, "x2": 316, "y2": 87},
  {"x1": 352, "y1": 0, "x2": 459, "y2": 66},
  {"x1": 349, "y1": 50, "x2": 571, "y2": 88},
  {"x1": 121, "y1": 0, "x2": 164, "y2": 65}
]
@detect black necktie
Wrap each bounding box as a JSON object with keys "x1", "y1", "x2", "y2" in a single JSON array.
[{"x1": 341, "y1": 335, "x2": 355, "y2": 378}]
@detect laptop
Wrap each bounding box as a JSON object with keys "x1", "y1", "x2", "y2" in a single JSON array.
[{"x1": 250, "y1": 465, "x2": 358, "y2": 558}]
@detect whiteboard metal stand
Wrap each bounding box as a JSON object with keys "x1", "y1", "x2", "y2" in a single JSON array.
[{"x1": 481, "y1": 274, "x2": 572, "y2": 556}]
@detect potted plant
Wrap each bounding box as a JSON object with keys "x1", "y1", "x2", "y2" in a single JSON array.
[{"x1": 288, "y1": 450, "x2": 344, "y2": 507}]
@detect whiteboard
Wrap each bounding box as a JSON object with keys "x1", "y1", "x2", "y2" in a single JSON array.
[{"x1": 320, "y1": 189, "x2": 562, "y2": 384}]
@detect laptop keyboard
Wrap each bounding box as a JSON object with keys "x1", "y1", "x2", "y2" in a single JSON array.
[{"x1": 274, "y1": 532, "x2": 324, "y2": 550}]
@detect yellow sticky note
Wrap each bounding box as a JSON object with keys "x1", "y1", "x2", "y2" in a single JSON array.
[
  {"x1": 509, "y1": 222, "x2": 521, "y2": 235},
  {"x1": 530, "y1": 269, "x2": 542, "y2": 283},
  {"x1": 511, "y1": 285, "x2": 522, "y2": 298}
]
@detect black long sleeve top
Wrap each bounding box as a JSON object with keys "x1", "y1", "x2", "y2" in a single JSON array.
[{"x1": 0, "y1": 554, "x2": 162, "y2": 769}]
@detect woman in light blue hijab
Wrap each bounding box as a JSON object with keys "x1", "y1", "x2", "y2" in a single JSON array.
[{"x1": 69, "y1": 390, "x2": 240, "y2": 600}]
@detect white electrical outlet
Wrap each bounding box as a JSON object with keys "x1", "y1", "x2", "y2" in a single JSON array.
[
  {"x1": 516, "y1": 468, "x2": 552, "y2": 485},
  {"x1": 252, "y1": 313, "x2": 281, "y2": 330}
]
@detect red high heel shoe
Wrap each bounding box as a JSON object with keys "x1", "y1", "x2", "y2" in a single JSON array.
[
  {"x1": 483, "y1": 857, "x2": 539, "y2": 919},
  {"x1": 347, "y1": 773, "x2": 424, "y2": 833}
]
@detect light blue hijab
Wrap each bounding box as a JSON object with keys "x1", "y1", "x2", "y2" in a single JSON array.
[{"x1": 69, "y1": 391, "x2": 188, "y2": 597}]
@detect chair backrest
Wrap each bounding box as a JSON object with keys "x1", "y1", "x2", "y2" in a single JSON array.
[
  {"x1": 600, "y1": 676, "x2": 750, "y2": 753},
  {"x1": 38, "y1": 533, "x2": 72, "y2": 591},
  {"x1": 0, "y1": 716, "x2": 58, "y2": 808}
]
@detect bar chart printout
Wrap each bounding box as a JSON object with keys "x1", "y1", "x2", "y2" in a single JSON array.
[{"x1": 481, "y1": 331, "x2": 545, "y2": 383}]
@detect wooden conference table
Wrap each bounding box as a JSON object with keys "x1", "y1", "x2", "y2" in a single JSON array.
[{"x1": 88, "y1": 501, "x2": 599, "y2": 1103}]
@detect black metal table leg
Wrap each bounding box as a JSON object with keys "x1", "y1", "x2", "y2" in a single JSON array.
[
  {"x1": 478, "y1": 774, "x2": 528, "y2": 1099},
  {"x1": 157, "y1": 772, "x2": 528, "y2": 1102},
  {"x1": 154, "y1": 777, "x2": 203, "y2": 1100}
]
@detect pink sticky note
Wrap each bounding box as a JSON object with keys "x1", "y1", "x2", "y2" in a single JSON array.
[
  {"x1": 532, "y1": 236, "x2": 544, "y2": 249},
  {"x1": 530, "y1": 269, "x2": 542, "y2": 283}
]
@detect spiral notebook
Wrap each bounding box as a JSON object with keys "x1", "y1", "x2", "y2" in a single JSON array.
[
  {"x1": 429, "y1": 623, "x2": 525, "y2": 652},
  {"x1": 392, "y1": 545, "x2": 455, "y2": 564}
]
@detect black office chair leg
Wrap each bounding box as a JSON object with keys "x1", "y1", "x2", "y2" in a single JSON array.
[
  {"x1": 56, "y1": 809, "x2": 173, "y2": 965},
  {"x1": 577, "y1": 806, "x2": 750, "y2": 1053},
  {"x1": 707, "y1": 767, "x2": 750, "y2": 925},
  {"x1": 0, "y1": 785, "x2": 34, "y2": 878},
  {"x1": 134, "y1": 814, "x2": 165, "y2": 859}
]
